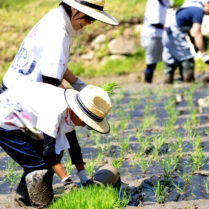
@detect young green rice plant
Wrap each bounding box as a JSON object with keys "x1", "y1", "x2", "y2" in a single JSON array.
[
  {"x1": 189, "y1": 135, "x2": 204, "y2": 171},
  {"x1": 141, "y1": 87, "x2": 151, "y2": 98},
  {"x1": 182, "y1": 173, "x2": 193, "y2": 193},
  {"x1": 3, "y1": 158, "x2": 20, "y2": 191},
  {"x1": 140, "y1": 103, "x2": 156, "y2": 132},
  {"x1": 64, "y1": 156, "x2": 75, "y2": 174},
  {"x1": 112, "y1": 154, "x2": 123, "y2": 170},
  {"x1": 109, "y1": 121, "x2": 120, "y2": 140},
  {"x1": 101, "y1": 82, "x2": 118, "y2": 96},
  {"x1": 113, "y1": 89, "x2": 123, "y2": 106},
  {"x1": 138, "y1": 136, "x2": 152, "y2": 156},
  {"x1": 164, "y1": 97, "x2": 178, "y2": 138},
  {"x1": 50, "y1": 185, "x2": 129, "y2": 209},
  {"x1": 204, "y1": 176, "x2": 209, "y2": 196},
  {"x1": 131, "y1": 152, "x2": 140, "y2": 167},
  {"x1": 153, "y1": 179, "x2": 167, "y2": 204},
  {"x1": 138, "y1": 156, "x2": 153, "y2": 177},
  {"x1": 184, "y1": 85, "x2": 197, "y2": 126},
  {"x1": 85, "y1": 155, "x2": 96, "y2": 177},
  {"x1": 96, "y1": 151, "x2": 102, "y2": 169},
  {"x1": 97, "y1": 137, "x2": 111, "y2": 157},
  {"x1": 158, "y1": 154, "x2": 180, "y2": 184},
  {"x1": 184, "y1": 118, "x2": 194, "y2": 138},
  {"x1": 129, "y1": 98, "x2": 136, "y2": 112},
  {"x1": 118, "y1": 108, "x2": 130, "y2": 134},
  {"x1": 172, "y1": 181, "x2": 184, "y2": 195},
  {"x1": 171, "y1": 135, "x2": 183, "y2": 154},
  {"x1": 120, "y1": 136, "x2": 131, "y2": 158},
  {"x1": 152, "y1": 133, "x2": 165, "y2": 157}
]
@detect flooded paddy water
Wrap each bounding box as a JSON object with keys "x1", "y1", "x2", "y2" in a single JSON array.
[{"x1": 1, "y1": 81, "x2": 209, "y2": 208}]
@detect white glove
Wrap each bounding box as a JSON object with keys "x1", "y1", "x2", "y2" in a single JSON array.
[
  {"x1": 71, "y1": 78, "x2": 87, "y2": 91},
  {"x1": 77, "y1": 169, "x2": 89, "y2": 185},
  {"x1": 201, "y1": 52, "x2": 209, "y2": 64}
]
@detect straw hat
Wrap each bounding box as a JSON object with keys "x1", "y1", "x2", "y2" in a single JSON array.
[
  {"x1": 64, "y1": 85, "x2": 112, "y2": 134},
  {"x1": 61, "y1": 0, "x2": 119, "y2": 26}
]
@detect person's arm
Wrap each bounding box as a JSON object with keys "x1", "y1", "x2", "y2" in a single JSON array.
[
  {"x1": 191, "y1": 23, "x2": 205, "y2": 53},
  {"x1": 66, "y1": 131, "x2": 89, "y2": 184},
  {"x1": 191, "y1": 23, "x2": 209, "y2": 64},
  {"x1": 64, "y1": 69, "x2": 87, "y2": 91},
  {"x1": 63, "y1": 69, "x2": 77, "y2": 84}
]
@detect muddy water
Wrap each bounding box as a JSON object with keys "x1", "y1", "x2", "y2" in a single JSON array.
[{"x1": 1, "y1": 82, "x2": 209, "y2": 208}]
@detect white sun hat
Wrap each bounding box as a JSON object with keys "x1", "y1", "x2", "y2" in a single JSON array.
[
  {"x1": 61, "y1": 0, "x2": 119, "y2": 26},
  {"x1": 64, "y1": 85, "x2": 112, "y2": 134}
]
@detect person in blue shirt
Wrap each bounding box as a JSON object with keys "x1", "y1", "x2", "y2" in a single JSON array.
[{"x1": 162, "y1": 0, "x2": 209, "y2": 84}]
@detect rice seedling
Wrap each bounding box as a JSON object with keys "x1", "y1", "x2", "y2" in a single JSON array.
[
  {"x1": 102, "y1": 82, "x2": 118, "y2": 96},
  {"x1": 153, "y1": 134, "x2": 165, "y2": 156},
  {"x1": 171, "y1": 135, "x2": 183, "y2": 154},
  {"x1": 64, "y1": 156, "x2": 75, "y2": 174},
  {"x1": 184, "y1": 118, "x2": 194, "y2": 138},
  {"x1": 131, "y1": 152, "x2": 140, "y2": 167},
  {"x1": 153, "y1": 179, "x2": 167, "y2": 204},
  {"x1": 120, "y1": 136, "x2": 131, "y2": 158},
  {"x1": 2, "y1": 159, "x2": 21, "y2": 191},
  {"x1": 172, "y1": 181, "x2": 184, "y2": 195},
  {"x1": 138, "y1": 156, "x2": 153, "y2": 177},
  {"x1": 50, "y1": 185, "x2": 129, "y2": 209},
  {"x1": 112, "y1": 155, "x2": 123, "y2": 169},
  {"x1": 140, "y1": 103, "x2": 156, "y2": 132},
  {"x1": 138, "y1": 136, "x2": 152, "y2": 156},
  {"x1": 85, "y1": 155, "x2": 96, "y2": 177},
  {"x1": 129, "y1": 98, "x2": 136, "y2": 112},
  {"x1": 190, "y1": 137, "x2": 204, "y2": 171},
  {"x1": 96, "y1": 151, "x2": 103, "y2": 169},
  {"x1": 157, "y1": 154, "x2": 180, "y2": 184},
  {"x1": 164, "y1": 97, "x2": 178, "y2": 138},
  {"x1": 181, "y1": 173, "x2": 193, "y2": 193},
  {"x1": 204, "y1": 176, "x2": 209, "y2": 195},
  {"x1": 184, "y1": 85, "x2": 198, "y2": 126},
  {"x1": 109, "y1": 121, "x2": 120, "y2": 140}
]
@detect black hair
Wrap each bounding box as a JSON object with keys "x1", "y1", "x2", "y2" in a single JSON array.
[{"x1": 59, "y1": 1, "x2": 72, "y2": 18}]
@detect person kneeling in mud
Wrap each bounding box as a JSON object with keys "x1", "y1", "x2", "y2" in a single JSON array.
[{"x1": 0, "y1": 83, "x2": 120, "y2": 208}]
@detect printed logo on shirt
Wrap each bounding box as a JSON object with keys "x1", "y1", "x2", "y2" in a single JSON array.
[{"x1": 11, "y1": 43, "x2": 37, "y2": 76}]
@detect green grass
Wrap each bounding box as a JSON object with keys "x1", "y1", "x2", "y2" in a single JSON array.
[{"x1": 49, "y1": 185, "x2": 129, "y2": 209}]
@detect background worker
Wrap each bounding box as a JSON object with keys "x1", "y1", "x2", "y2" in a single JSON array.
[
  {"x1": 0, "y1": 83, "x2": 120, "y2": 208},
  {"x1": 141, "y1": 0, "x2": 170, "y2": 83},
  {"x1": 162, "y1": 0, "x2": 209, "y2": 84}
]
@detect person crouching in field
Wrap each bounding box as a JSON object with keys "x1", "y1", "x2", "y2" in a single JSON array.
[{"x1": 0, "y1": 83, "x2": 120, "y2": 208}]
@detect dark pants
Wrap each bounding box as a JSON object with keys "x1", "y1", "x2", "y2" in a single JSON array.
[{"x1": 0, "y1": 128, "x2": 62, "y2": 173}]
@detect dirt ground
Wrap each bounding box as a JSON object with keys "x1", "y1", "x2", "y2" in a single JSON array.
[{"x1": 2, "y1": 71, "x2": 209, "y2": 209}]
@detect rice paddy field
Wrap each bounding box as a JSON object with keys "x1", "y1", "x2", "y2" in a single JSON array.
[{"x1": 1, "y1": 78, "x2": 209, "y2": 208}]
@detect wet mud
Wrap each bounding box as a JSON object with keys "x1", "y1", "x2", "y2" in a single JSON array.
[{"x1": 1, "y1": 80, "x2": 209, "y2": 208}]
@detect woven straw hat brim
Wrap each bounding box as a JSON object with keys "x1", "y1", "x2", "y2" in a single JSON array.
[
  {"x1": 62, "y1": 0, "x2": 119, "y2": 26},
  {"x1": 64, "y1": 88, "x2": 110, "y2": 134}
]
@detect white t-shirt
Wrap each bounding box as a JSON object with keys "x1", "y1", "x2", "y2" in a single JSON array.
[
  {"x1": 0, "y1": 82, "x2": 75, "y2": 154},
  {"x1": 141, "y1": 0, "x2": 170, "y2": 37},
  {"x1": 3, "y1": 6, "x2": 80, "y2": 89}
]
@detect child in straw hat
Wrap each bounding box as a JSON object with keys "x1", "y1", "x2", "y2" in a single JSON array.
[{"x1": 0, "y1": 83, "x2": 120, "y2": 208}]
